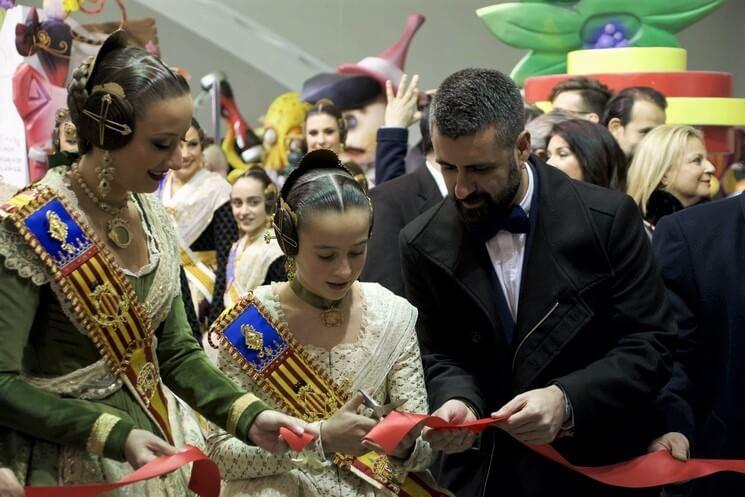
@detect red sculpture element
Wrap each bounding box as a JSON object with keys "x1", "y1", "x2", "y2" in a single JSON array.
[{"x1": 337, "y1": 13, "x2": 425, "y2": 92}]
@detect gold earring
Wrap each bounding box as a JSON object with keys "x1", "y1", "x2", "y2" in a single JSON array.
[
  {"x1": 284, "y1": 256, "x2": 296, "y2": 282},
  {"x1": 97, "y1": 150, "x2": 114, "y2": 198}
]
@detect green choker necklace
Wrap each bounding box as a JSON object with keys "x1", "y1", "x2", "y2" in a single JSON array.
[{"x1": 290, "y1": 278, "x2": 346, "y2": 328}]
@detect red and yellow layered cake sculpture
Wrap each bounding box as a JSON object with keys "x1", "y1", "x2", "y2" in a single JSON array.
[{"x1": 524, "y1": 46, "x2": 745, "y2": 155}]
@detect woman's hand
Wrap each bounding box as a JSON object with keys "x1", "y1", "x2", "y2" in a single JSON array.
[
  {"x1": 123, "y1": 429, "x2": 178, "y2": 469},
  {"x1": 0, "y1": 468, "x2": 23, "y2": 497},
  {"x1": 248, "y1": 410, "x2": 309, "y2": 454},
  {"x1": 384, "y1": 74, "x2": 421, "y2": 128},
  {"x1": 321, "y1": 392, "x2": 378, "y2": 457}
]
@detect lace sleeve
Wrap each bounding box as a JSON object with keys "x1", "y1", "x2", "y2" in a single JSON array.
[
  {"x1": 206, "y1": 343, "x2": 330, "y2": 480},
  {"x1": 385, "y1": 306, "x2": 434, "y2": 472},
  {"x1": 0, "y1": 221, "x2": 48, "y2": 286}
]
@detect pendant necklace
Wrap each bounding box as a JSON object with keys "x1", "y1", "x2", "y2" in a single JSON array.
[
  {"x1": 70, "y1": 167, "x2": 133, "y2": 248},
  {"x1": 290, "y1": 278, "x2": 346, "y2": 328}
]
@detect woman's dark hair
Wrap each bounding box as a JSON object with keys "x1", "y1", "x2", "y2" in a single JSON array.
[
  {"x1": 67, "y1": 39, "x2": 190, "y2": 154},
  {"x1": 190, "y1": 117, "x2": 206, "y2": 149},
  {"x1": 305, "y1": 99, "x2": 347, "y2": 145},
  {"x1": 549, "y1": 119, "x2": 628, "y2": 191},
  {"x1": 286, "y1": 168, "x2": 369, "y2": 233}
]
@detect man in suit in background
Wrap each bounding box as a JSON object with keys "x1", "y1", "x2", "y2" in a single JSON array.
[
  {"x1": 400, "y1": 68, "x2": 676, "y2": 497},
  {"x1": 361, "y1": 101, "x2": 446, "y2": 296},
  {"x1": 652, "y1": 194, "x2": 745, "y2": 496}
]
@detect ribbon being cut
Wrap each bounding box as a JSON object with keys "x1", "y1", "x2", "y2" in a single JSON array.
[
  {"x1": 24, "y1": 445, "x2": 220, "y2": 497},
  {"x1": 281, "y1": 411, "x2": 745, "y2": 489}
]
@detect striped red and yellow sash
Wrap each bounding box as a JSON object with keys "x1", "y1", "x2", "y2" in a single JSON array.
[
  {"x1": 0, "y1": 186, "x2": 173, "y2": 442},
  {"x1": 210, "y1": 293, "x2": 451, "y2": 497}
]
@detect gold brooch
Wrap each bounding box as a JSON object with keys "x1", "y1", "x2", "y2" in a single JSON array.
[
  {"x1": 136, "y1": 362, "x2": 158, "y2": 407},
  {"x1": 241, "y1": 324, "x2": 263, "y2": 351},
  {"x1": 90, "y1": 282, "x2": 130, "y2": 328},
  {"x1": 46, "y1": 210, "x2": 75, "y2": 254}
]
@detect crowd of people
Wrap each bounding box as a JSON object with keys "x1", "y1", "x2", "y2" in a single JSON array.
[{"x1": 0, "y1": 29, "x2": 743, "y2": 497}]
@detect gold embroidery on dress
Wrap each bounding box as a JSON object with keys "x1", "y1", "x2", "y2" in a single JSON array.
[
  {"x1": 226, "y1": 393, "x2": 261, "y2": 435},
  {"x1": 85, "y1": 412, "x2": 121, "y2": 456},
  {"x1": 46, "y1": 210, "x2": 75, "y2": 254},
  {"x1": 241, "y1": 324, "x2": 263, "y2": 352},
  {"x1": 135, "y1": 362, "x2": 158, "y2": 408},
  {"x1": 90, "y1": 282, "x2": 130, "y2": 328}
]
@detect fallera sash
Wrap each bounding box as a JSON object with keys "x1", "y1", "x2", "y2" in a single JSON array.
[
  {"x1": 0, "y1": 186, "x2": 174, "y2": 443},
  {"x1": 210, "y1": 292, "x2": 451, "y2": 497}
]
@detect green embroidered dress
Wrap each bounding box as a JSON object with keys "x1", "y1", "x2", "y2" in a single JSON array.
[{"x1": 0, "y1": 168, "x2": 268, "y2": 495}]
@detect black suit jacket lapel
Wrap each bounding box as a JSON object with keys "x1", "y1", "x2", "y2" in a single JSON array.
[{"x1": 418, "y1": 200, "x2": 508, "y2": 351}]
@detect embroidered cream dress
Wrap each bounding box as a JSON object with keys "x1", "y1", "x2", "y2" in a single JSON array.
[
  {"x1": 202, "y1": 229, "x2": 284, "y2": 362},
  {"x1": 223, "y1": 229, "x2": 284, "y2": 309},
  {"x1": 207, "y1": 282, "x2": 434, "y2": 497},
  {"x1": 0, "y1": 168, "x2": 268, "y2": 495},
  {"x1": 158, "y1": 168, "x2": 234, "y2": 323}
]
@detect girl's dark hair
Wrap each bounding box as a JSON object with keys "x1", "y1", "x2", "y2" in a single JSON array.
[
  {"x1": 190, "y1": 117, "x2": 206, "y2": 149},
  {"x1": 67, "y1": 43, "x2": 190, "y2": 154},
  {"x1": 285, "y1": 167, "x2": 369, "y2": 233},
  {"x1": 236, "y1": 167, "x2": 276, "y2": 214},
  {"x1": 305, "y1": 99, "x2": 347, "y2": 145},
  {"x1": 549, "y1": 118, "x2": 628, "y2": 191}
]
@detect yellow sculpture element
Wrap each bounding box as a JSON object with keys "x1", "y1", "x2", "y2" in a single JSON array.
[
  {"x1": 567, "y1": 47, "x2": 686, "y2": 74},
  {"x1": 261, "y1": 92, "x2": 310, "y2": 172}
]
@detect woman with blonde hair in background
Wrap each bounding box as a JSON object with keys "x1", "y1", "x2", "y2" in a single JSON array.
[{"x1": 627, "y1": 124, "x2": 715, "y2": 238}]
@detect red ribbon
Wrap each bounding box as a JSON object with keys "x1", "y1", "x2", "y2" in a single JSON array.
[
  {"x1": 24, "y1": 445, "x2": 220, "y2": 497},
  {"x1": 282, "y1": 412, "x2": 745, "y2": 488}
]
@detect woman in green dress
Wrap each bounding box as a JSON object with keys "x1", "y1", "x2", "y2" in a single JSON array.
[{"x1": 0, "y1": 31, "x2": 305, "y2": 495}]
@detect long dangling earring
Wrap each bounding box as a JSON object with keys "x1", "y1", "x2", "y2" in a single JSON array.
[
  {"x1": 284, "y1": 256, "x2": 296, "y2": 282},
  {"x1": 97, "y1": 150, "x2": 114, "y2": 199}
]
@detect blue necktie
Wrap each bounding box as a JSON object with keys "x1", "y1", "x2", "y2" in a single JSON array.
[{"x1": 466, "y1": 204, "x2": 530, "y2": 243}]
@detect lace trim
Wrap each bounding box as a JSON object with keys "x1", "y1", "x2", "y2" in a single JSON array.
[
  {"x1": 0, "y1": 224, "x2": 49, "y2": 285},
  {"x1": 227, "y1": 393, "x2": 262, "y2": 435},
  {"x1": 86, "y1": 413, "x2": 122, "y2": 456},
  {"x1": 0, "y1": 169, "x2": 180, "y2": 332},
  {"x1": 266, "y1": 282, "x2": 370, "y2": 355},
  {"x1": 21, "y1": 359, "x2": 123, "y2": 400},
  {"x1": 160, "y1": 169, "x2": 231, "y2": 246},
  {"x1": 138, "y1": 193, "x2": 181, "y2": 326}
]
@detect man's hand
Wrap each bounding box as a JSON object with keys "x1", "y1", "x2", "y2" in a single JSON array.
[
  {"x1": 648, "y1": 432, "x2": 690, "y2": 461},
  {"x1": 492, "y1": 385, "x2": 566, "y2": 445},
  {"x1": 422, "y1": 399, "x2": 478, "y2": 454},
  {"x1": 0, "y1": 468, "x2": 23, "y2": 497},
  {"x1": 124, "y1": 429, "x2": 178, "y2": 469},
  {"x1": 384, "y1": 74, "x2": 420, "y2": 128},
  {"x1": 248, "y1": 410, "x2": 309, "y2": 455}
]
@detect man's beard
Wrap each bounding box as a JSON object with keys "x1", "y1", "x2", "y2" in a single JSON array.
[{"x1": 455, "y1": 157, "x2": 522, "y2": 225}]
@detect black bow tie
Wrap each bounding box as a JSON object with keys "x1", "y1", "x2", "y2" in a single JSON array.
[{"x1": 466, "y1": 204, "x2": 530, "y2": 243}]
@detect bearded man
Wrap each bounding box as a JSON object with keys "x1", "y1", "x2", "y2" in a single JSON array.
[{"x1": 400, "y1": 68, "x2": 676, "y2": 497}]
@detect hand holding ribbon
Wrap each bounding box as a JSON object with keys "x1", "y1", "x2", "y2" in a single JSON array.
[
  {"x1": 281, "y1": 411, "x2": 745, "y2": 489},
  {"x1": 24, "y1": 445, "x2": 220, "y2": 497}
]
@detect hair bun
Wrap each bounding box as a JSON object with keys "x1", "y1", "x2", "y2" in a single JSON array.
[{"x1": 76, "y1": 85, "x2": 135, "y2": 150}]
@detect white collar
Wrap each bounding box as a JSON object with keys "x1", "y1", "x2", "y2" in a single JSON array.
[{"x1": 425, "y1": 160, "x2": 448, "y2": 197}]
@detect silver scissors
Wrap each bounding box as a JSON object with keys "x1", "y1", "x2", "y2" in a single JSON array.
[{"x1": 359, "y1": 389, "x2": 406, "y2": 419}]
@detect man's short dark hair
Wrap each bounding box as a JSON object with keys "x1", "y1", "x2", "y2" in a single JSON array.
[
  {"x1": 548, "y1": 77, "x2": 613, "y2": 118},
  {"x1": 419, "y1": 101, "x2": 433, "y2": 155},
  {"x1": 602, "y1": 86, "x2": 667, "y2": 126},
  {"x1": 430, "y1": 68, "x2": 523, "y2": 147}
]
